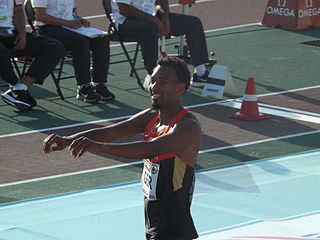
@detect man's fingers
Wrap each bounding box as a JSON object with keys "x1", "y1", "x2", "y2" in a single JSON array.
[
  {"x1": 43, "y1": 134, "x2": 56, "y2": 153},
  {"x1": 69, "y1": 137, "x2": 87, "y2": 158},
  {"x1": 68, "y1": 137, "x2": 79, "y2": 151},
  {"x1": 72, "y1": 142, "x2": 86, "y2": 158},
  {"x1": 77, "y1": 146, "x2": 88, "y2": 158}
]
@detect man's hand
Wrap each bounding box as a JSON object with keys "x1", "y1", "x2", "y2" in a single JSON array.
[
  {"x1": 68, "y1": 137, "x2": 100, "y2": 158},
  {"x1": 64, "y1": 20, "x2": 82, "y2": 29},
  {"x1": 13, "y1": 32, "x2": 27, "y2": 51},
  {"x1": 43, "y1": 134, "x2": 71, "y2": 153}
]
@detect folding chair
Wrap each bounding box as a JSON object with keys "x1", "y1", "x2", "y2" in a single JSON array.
[
  {"x1": 24, "y1": 0, "x2": 74, "y2": 100},
  {"x1": 102, "y1": 0, "x2": 144, "y2": 90}
]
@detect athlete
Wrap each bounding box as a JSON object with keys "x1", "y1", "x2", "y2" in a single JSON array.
[{"x1": 43, "y1": 56, "x2": 201, "y2": 240}]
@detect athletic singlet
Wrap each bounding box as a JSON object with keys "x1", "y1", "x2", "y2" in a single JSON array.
[{"x1": 142, "y1": 108, "x2": 198, "y2": 239}]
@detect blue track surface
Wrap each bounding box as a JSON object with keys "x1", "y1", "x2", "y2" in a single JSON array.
[{"x1": 0, "y1": 150, "x2": 319, "y2": 239}]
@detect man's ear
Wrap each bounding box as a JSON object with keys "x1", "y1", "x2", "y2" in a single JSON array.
[{"x1": 177, "y1": 82, "x2": 186, "y2": 94}]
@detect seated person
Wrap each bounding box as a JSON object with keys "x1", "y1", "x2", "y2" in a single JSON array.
[
  {"x1": 32, "y1": 0, "x2": 115, "y2": 102},
  {"x1": 111, "y1": 0, "x2": 211, "y2": 87},
  {"x1": 0, "y1": 0, "x2": 64, "y2": 112}
]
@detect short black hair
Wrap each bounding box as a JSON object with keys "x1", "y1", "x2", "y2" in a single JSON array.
[{"x1": 156, "y1": 57, "x2": 190, "y2": 91}]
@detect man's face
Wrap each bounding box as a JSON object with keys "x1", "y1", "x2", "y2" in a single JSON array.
[{"x1": 149, "y1": 65, "x2": 185, "y2": 110}]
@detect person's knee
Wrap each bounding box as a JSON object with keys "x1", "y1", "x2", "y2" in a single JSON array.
[
  {"x1": 187, "y1": 15, "x2": 202, "y2": 28},
  {"x1": 92, "y1": 36, "x2": 109, "y2": 52},
  {"x1": 99, "y1": 35, "x2": 109, "y2": 45},
  {"x1": 143, "y1": 20, "x2": 158, "y2": 38},
  {"x1": 71, "y1": 35, "x2": 90, "y2": 51},
  {"x1": 49, "y1": 39, "x2": 65, "y2": 59}
]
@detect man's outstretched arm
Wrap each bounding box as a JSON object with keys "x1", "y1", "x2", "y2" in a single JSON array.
[
  {"x1": 43, "y1": 109, "x2": 157, "y2": 153},
  {"x1": 68, "y1": 116, "x2": 201, "y2": 162}
]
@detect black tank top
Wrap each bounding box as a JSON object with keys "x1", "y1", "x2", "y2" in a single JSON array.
[{"x1": 142, "y1": 109, "x2": 198, "y2": 239}]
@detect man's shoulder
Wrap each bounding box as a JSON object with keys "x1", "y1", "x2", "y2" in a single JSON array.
[
  {"x1": 178, "y1": 112, "x2": 201, "y2": 131},
  {"x1": 185, "y1": 111, "x2": 200, "y2": 124}
]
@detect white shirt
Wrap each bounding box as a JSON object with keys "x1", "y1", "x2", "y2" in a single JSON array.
[
  {"x1": 31, "y1": 0, "x2": 75, "y2": 26},
  {"x1": 0, "y1": 0, "x2": 23, "y2": 29},
  {"x1": 111, "y1": 0, "x2": 156, "y2": 27}
]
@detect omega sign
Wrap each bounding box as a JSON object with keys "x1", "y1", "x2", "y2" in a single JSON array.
[
  {"x1": 298, "y1": 0, "x2": 320, "y2": 18},
  {"x1": 266, "y1": 0, "x2": 295, "y2": 17},
  {"x1": 266, "y1": 0, "x2": 320, "y2": 18}
]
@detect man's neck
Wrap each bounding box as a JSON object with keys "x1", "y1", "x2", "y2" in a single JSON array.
[{"x1": 158, "y1": 105, "x2": 184, "y2": 125}]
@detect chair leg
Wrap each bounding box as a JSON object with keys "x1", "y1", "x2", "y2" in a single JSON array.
[
  {"x1": 130, "y1": 42, "x2": 140, "y2": 77},
  {"x1": 51, "y1": 58, "x2": 65, "y2": 100},
  {"x1": 21, "y1": 57, "x2": 31, "y2": 76},
  {"x1": 119, "y1": 41, "x2": 144, "y2": 90},
  {"x1": 11, "y1": 58, "x2": 22, "y2": 78},
  {"x1": 11, "y1": 57, "x2": 31, "y2": 79}
]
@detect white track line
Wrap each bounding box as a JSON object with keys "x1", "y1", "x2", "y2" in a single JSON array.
[
  {"x1": 199, "y1": 209, "x2": 320, "y2": 236},
  {"x1": 0, "y1": 115, "x2": 131, "y2": 139},
  {"x1": 257, "y1": 103, "x2": 320, "y2": 117},
  {"x1": 1, "y1": 85, "x2": 319, "y2": 139},
  {"x1": 186, "y1": 85, "x2": 320, "y2": 109},
  {"x1": 217, "y1": 100, "x2": 320, "y2": 124},
  {"x1": 0, "y1": 160, "x2": 142, "y2": 188},
  {"x1": 199, "y1": 130, "x2": 320, "y2": 154},
  {"x1": 1, "y1": 129, "x2": 319, "y2": 188}
]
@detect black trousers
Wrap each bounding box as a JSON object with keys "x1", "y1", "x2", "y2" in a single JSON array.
[
  {"x1": 118, "y1": 12, "x2": 209, "y2": 74},
  {"x1": 39, "y1": 25, "x2": 110, "y2": 85},
  {"x1": 0, "y1": 32, "x2": 64, "y2": 85}
]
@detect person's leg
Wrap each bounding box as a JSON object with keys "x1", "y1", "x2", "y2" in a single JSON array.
[
  {"x1": 0, "y1": 37, "x2": 31, "y2": 111},
  {"x1": 1, "y1": 33, "x2": 64, "y2": 111},
  {"x1": 39, "y1": 25, "x2": 99, "y2": 102},
  {"x1": 21, "y1": 32, "x2": 65, "y2": 86},
  {"x1": 89, "y1": 36, "x2": 109, "y2": 83},
  {"x1": 89, "y1": 35, "x2": 115, "y2": 100},
  {"x1": 168, "y1": 13, "x2": 209, "y2": 68},
  {"x1": 39, "y1": 25, "x2": 91, "y2": 85},
  {"x1": 118, "y1": 18, "x2": 159, "y2": 74},
  {"x1": 0, "y1": 37, "x2": 19, "y2": 85},
  {"x1": 168, "y1": 13, "x2": 210, "y2": 87}
]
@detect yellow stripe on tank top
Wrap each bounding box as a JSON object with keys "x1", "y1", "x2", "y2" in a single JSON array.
[{"x1": 173, "y1": 156, "x2": 187, "y2": 192}]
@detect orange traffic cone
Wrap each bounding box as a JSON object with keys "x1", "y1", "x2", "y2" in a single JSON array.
[{"x1": 229, "y1": 77, "x2": 269, "y2": 121}]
